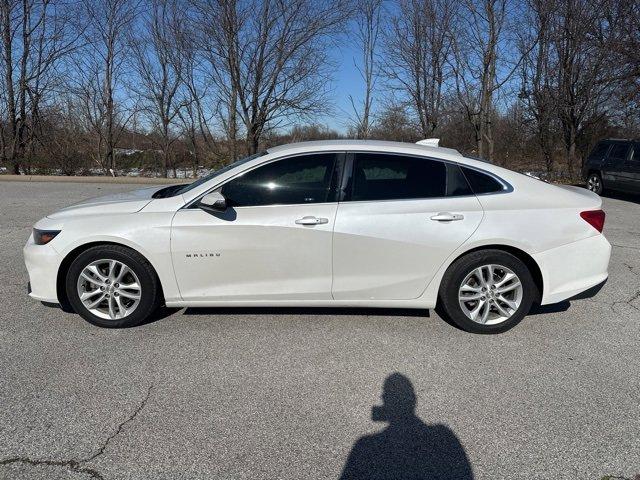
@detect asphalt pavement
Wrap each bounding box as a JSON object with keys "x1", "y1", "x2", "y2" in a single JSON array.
[{"x1": 0, "y1": 181, "x2": 638, "y2": 480}]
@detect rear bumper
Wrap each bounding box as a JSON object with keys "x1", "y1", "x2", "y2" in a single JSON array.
[
  {"x1": 23, "y1": 234, "x2": 62, "y2": 303},
  {"x1": 533, "y1": 234, "x2": 611, "y2": 305},
  {"x1": 567, "y1": 277, "x2": 607, "y2": 300}
]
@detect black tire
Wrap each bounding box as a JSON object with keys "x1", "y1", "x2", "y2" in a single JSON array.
[
  {"x1": 586, "y1": 172, "x2": 603, "y2": 195},
  {"x1": 66, "y1": 245, "x2": 162, "y2": 328},
  {"x1": 437, "y1": 249, "x2": 536, "y2": 334}
]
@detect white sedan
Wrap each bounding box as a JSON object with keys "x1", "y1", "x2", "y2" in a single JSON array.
[{"x1": 24, "y1": 140, "x2": 611, "y2": 333}]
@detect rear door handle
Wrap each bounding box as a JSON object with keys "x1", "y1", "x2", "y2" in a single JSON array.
[
  {"x1": 430, "y1": 212, "x2": 464, "y2": 222},
  {"x1": 295, "y1": 216, "x2": 329, "y2": 225}
]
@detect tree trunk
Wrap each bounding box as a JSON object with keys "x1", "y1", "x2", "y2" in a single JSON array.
[
  {"x1": 2, "y1": 0, "x2": 18, "y2": 173},
  {"x1": 246, "y1": 127, "x2": 259, "y2": 155},
  {"x1": 228, "y1": 84, "x2": 238, "y2": 160}
]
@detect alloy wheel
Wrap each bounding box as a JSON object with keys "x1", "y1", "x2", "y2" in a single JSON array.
[
  {"x1": 587, "y1": 175, "x2": 601, "y2": 193},
  {"x1": 458, "y1": 264, "x2": 523, "y2": 325},
  {"x1": 76, "y1": 259, "x2": 142, "y2": 320}
]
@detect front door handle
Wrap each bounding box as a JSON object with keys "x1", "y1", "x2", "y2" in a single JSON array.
[
  {"x1": 295, "y1": 216, "x2": 329, "y2": 225},
  {"x1": 430, "y1": 212, "x2": 464, "y2": 222}
]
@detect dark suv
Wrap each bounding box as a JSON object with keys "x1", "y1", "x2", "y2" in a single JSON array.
[{"x1": 583, "y1": 139, "x2": 640, "y2": 195}]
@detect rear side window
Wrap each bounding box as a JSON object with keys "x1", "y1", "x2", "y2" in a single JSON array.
[
  {"x1": 588, "y1": 142, "x2": 610, "y2": 160},
  {"x1": 607, "y1": 143, "x2": 630, "y2": 162},
  {"x1": 460, "y1": 166, "x2": 505, "y2": 194},
  {"x1": 349, "y1": 153, "x2": 472, "y2": 201}
]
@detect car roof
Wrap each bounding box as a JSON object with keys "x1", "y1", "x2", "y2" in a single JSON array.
[{"x1": 267, "y1": 139, "x2": 463, "y2": 158}]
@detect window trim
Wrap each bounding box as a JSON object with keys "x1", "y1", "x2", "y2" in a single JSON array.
[
  {"x1": 338, "y1": 151, "x2": 512, "y2": 204},
  {"x1": 183, "y1": 150, "x2": 512, "y2": 209},
  {"x1": 184, "y1": 151, "x2": 346, "y2": 210}
]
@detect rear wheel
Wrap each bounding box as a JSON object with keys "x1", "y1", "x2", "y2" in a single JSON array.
[
  {"x1": 437, "y1": 250, "x2": 536, "y2": 334},
  {"x1": 66, "y1": 245, "x2": 161, "y2": 328},
  {"x1": 586, "y1": 172, "x2": 603, "y2": 195}
]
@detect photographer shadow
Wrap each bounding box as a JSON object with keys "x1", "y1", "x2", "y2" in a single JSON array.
[{"x1": 340, "y1": 373, "x2": 473, "y2": 480}]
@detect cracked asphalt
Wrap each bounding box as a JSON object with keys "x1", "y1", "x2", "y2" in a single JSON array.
[{"x1": 1, "y1": 181, "x2": 639, "y2": 480}]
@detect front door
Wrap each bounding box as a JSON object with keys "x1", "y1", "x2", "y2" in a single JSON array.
[
  {"x1": 332, "y1": 152, "x2": 484, "y2": 301},
  {"x1": 171, "y1": 152, "x2": 341, "y2": 301}
]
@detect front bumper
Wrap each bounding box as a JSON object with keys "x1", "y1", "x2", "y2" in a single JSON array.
[
  {"x1": 23, "y1": 233, "x2": 63, "y2": 303},
  {"x1": 533, "y1": 234, "x2": 611, "y2": 305}
]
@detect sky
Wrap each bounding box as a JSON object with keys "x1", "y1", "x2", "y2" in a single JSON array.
[{"x1": 321, "y1": 41, "x2": 370, "y2": 132}]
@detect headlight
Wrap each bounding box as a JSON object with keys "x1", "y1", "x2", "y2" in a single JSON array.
[{"x1": 33, "y1": 229, "x2": 61, "y2": 245}]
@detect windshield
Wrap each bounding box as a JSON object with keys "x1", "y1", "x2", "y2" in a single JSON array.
[{"x1": 155, "y1": 152, "x2": 266, "y2": 198}]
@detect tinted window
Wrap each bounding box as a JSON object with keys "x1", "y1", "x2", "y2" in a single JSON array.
[
  {"x1": 175, "y1": 152, "x2": 265, "y2": 196},
  {"x1": 349, "y1": 153, "x2": 469, "y2": 201},
  {"x1": 460, "y1": 166, "x2": 505, "y2": 194},
  {"x1": 632, "y1": 142, "x2": 640, "y2": 163},
  {"x1": 221, "y1": 153, "x2": 337, "y2": 207},
  {"x1": 447, "y1": 164, "x2": 474, "y2": 196},
  {"x1": 607, "y1": 144, "x2": 630, "y2": 162},
  {"x1": 588, "y1": 142, "x2": 610, "y2": 160}
]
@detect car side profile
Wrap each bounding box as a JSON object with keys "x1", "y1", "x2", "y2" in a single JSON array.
[
  {"x1": 583, "y1": 138, "x2": 640, "y2": 195},
  {"x1": 24, "y1": 140, "x2": 611, "y2": 333}
]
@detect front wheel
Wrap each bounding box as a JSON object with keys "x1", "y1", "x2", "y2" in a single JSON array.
[
  {"x1": 437, "y1": 250, "x2": 536, "y2": 334},
  {"x1": 66, "y1": 245, "x2": 162, "y2": 328}
]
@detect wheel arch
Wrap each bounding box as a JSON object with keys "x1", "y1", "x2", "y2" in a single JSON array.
[
  {"x1": 586, "y1": 168, "x2": 603, "y2": 180},
  {"x1": 56, "y1": 241, "x2": 166, "y2": 312},
  {"x1": 439, "y1": 244, "x2": 544, "y2": 302}
]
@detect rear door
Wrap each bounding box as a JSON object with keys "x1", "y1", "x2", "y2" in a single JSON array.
[
  {"x1": 602, "y1": 142, "x2": 631, "y2": 189},
  {"x1": 620, "y1": 142, "x2": 640, "y2": 192},
  {"x1": 331, "y1": 152, "x2": 484, "y2": 301}
]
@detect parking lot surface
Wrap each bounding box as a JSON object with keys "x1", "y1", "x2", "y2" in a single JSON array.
[{"x1": 1, "y1": 181, "x2": 639, "y2": 480}]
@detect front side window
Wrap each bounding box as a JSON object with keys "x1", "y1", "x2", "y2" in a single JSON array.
[
  {"x1": 221, "y1": 153, "x2": 338, "y2": 207},
  {"x1": 588, "y1": 142, "x2": 610, "y2": 160},
  {"x1": 348, "y1": 153, "x2": 472, "y2": 201}
]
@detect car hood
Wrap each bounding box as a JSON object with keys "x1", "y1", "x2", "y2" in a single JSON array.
[{"x1": 46, "y1": 185, "x2": 165, "y2": 219}]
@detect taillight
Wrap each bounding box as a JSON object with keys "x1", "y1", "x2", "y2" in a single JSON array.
[{"x1": 580, "y1": 210, "x2": 605, "y2": 233}]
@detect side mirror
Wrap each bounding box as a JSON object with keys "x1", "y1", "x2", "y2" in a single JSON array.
[{"x1": 198, "y1": 191, "x2": 227, "y2": 212}]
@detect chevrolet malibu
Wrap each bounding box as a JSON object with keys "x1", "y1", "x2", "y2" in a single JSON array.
[{"x1": 24, "y1": 140, "x2": 611, "y2": 333}]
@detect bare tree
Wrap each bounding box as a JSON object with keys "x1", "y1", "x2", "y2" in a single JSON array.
[
  {"x1": 349, "y1": 0, "x2": 383, "y2": 139},
  {"x1": 0, "y1": 0, "x2": 76, "y2": 173},
  {"x1": 75, "y1": 0, "x2": 138, "y2": 174},
  {"x1": 194, "y1": 0, "x2": 347, "y2": 155},
  {"x1": 452, "y1": 0, "x2": 524, "y2": 162},
  {"x1": 39, "y1": 98, "x2": 87, "y2": 175},
  {"x1": 553, "y1": 0, "x2": 622, "y2": 174},
  {"x1": 610, "y1": 0, "x2": 640, "y2": 101},
  {"x1": 129, "y1": 0, "x2": 185, "y2": 177},
  {"x1": 519, "y1": 0, "x2": 557, "y2": 173},
  {"x1": 189, "y1": 0, "x2": 243, "y2": 159},
  {"x1": 383, "y1": 0, "x2": 455, "y2": 139}
]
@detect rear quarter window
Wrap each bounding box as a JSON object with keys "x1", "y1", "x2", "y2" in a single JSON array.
[{"x1": 460, "y1": 166, "x2": 505, "y2": 194}]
